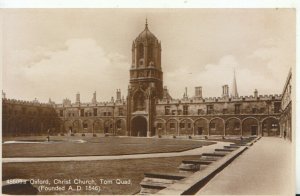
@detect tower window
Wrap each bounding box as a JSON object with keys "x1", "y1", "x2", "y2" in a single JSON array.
[
  {"x1": 138, "y1": 43, "x2": 144, "y2": 59},
  {"x1": 148, "y1": 44, "x2": 153, "y2": 61}
]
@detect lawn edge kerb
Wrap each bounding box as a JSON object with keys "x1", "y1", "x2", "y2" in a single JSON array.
[{"x1": 156, "y1": 137, "x2": 261, "y2": 195}]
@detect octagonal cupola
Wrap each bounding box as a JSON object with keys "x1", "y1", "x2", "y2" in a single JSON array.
[{"x1": 131, "y1": 19, "x2": 161, "y2": 70}]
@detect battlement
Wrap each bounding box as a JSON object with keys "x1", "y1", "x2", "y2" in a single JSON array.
[
  {"x1": 156, "y1": 94, "x2": 282, "y2": 104},
  {"x1": 55, "y1": 100, "x2": 127, "y2": 108},
  {"x1": 2, "y1": 98, "x2": 53, "y2": 107}
]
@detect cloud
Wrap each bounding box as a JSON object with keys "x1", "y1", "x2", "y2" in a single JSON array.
[{"x1": 4, "y1": 38, "x2": 130, "y2": 103}]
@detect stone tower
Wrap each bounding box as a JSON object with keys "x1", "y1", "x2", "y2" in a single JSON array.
[{"x1": 127, "y1": 20, "x2": 163, "y2": 137}]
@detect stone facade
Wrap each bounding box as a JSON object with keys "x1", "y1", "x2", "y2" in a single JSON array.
[
  {"x1": 279, "y1": 69, "x2": 292, "y2": 140},
  {"x1": 1, "y1": 22, "x2": 292, "y2": 140},
  {"x1": 2, "y1": 98, "x2": 61, "y2": 137}
]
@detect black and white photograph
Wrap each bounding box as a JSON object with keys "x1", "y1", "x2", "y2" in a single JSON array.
[{"x1": 1, "y1": 7, "x2": 296, "y2": 195}]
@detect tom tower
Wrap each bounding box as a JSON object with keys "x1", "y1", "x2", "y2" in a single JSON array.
[{"x1": 127, "y1": 20, "x2": 163, "y2": 137}]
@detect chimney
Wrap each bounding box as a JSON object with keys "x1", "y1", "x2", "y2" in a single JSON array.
[
  {"x1": 2, "y1": 90, "x2": 6, "y2": 99},
  {"x1": 195, "y1": 86, "x2": 202, "y2": 98},
  {"x1": 116, "y1": 89, "x2": 121, "y2": 101},
  {"x1": 222, "y1": 85, "x2": 229, "y2": 98},
  {"x1": 76, "y1": 92, "x2": 80, "y2": 104},
  {"x1": 254, "y1": 89, "x2": 258, "y2": 98},
  {"x1": 92, "y1": 91, "x2": 97, "y2": 104}
]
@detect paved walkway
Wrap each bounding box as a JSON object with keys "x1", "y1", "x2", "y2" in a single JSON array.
[
  {"x1": 3, "y1": 141, "x2": 228, "y2": 163},
  {"x1": 196, "y1": 137, "x2": 294, "y2": 195}
]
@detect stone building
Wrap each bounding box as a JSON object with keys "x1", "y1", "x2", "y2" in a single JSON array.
[
  {"x1": 1, "y1": 21, "x2": 292, "y2": 140},
  {"x1": 279, "y1": 69, "x2": 292, "y2": 140},
  {"x1": 2, "y1": 98, "x2": 61, "y2": 137}
]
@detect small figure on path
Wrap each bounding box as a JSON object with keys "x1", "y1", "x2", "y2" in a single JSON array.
[{"x1": 47, "y1": 128, "x2": 50, "y2": 142}]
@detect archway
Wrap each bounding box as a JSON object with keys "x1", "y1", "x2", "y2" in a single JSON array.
[
  {"x1": 166, "y1": 119, "x2": 178, "y2": 136},
  {"x1": 179, "y1": 118, "x2": 193, "y2": 136},
  {"x1": 225, "y1": 118, "x2": 241, "y2": 135},
  {"x1": 194, "y1": 118, "x2": 209, "y2": 135},
  {"x1": 116, "y1": 119, "x2": 126, "y2": 136},
  {"x1": 262, "y1": 117, "x2": 280, "y2": 137},
  {"x1": 93, "y1": 120, "x2": 104, "y2": 134},
  {"x1": 209, "y1": 118, "x2": 225, "y2": 135},
  {"x1": 131, "y1": 116, "x2": 147, "y2": 137},
  {"x1": 242, "y1": 117, "x2": 259, "y2": 136},
  {"x1": 155, "y1": 119, "x2": 166, "y2": 136}
]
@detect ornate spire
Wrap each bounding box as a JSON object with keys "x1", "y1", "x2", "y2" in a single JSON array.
[
  {"x1": 231, "y1": 69, "x2": 239, "y2": 98},
  {"x1": 145, "y1": 18, "x2": 148, "y2": 29}
]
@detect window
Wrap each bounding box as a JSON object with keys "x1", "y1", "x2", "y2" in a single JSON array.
[
  {"x1": 183, "y1": 105, "x2": 189, "y2": 115},
  {"x1": 165, "y1": 106, "x2": 170, "y2": 115},
  {"x1": 170, "y1": 123, "x2": 175, "y2": 129},
  {"x1": 157, "y1": 123, "x2": 162, "y2": 129},
  {"x1": 187, "y1": 123, "x2": 191, "y2": 128},
  {"x1": 22, "y1": 107, "x2": 26, "y2": 115},
  {"x1": 68, "y1": 113, "x2": 71, "y2": 117},
  {"x1": 180, "y1": 123, "x2": 185, "y2": 129},
  {"x1": 234, "y1": 122, "x2": 240, "y2": 129},
  {"x1": 93, "y1": 108, "x2": 98, "y2": 116},
  {"x1": 80, "y1": 109, "x2": 84, "y2": 117},
  {"x1": 138, "y1": 43, "x2": 144, "y2": 59},
  {"x1": 198, "y1": 109, "x2": 204, "y2": 115},
  {"x1": 148, "y1": 44, "x2": 153, "y2": 60},
  {"x1": 177, "y1": 110, "x2": 182, "y2": 115},
  {"x1": 118, "y1": 108, "x2": 123, "y2": 116},
  {"x1": 60, "y1": 110, "x2": 64, "y2": 117},
  {"x1": 83, "y1": 123, "x2": 88, "y2": 129},
  {"x1": 274, "y1": 102, "x2": 281, "y2": 113},
  {"x1": 107, "y1": 112, "x2": 112, "y2": 116},
  {"x1": 103, "y1": 112, "x2": 107, "y2": 116},
  {"x1": 207, "y1": 105, "x2": 214, "y2": 114},
  {"x1": 260, "y1": 108, "x2": 265, "y2": 113},
  {"x1": 172, "y1": 110, "x2": 176, "y2": 115},
  {"x1": 222, "y1": 109, "x2": 228, "y2": 114},
  {"x1": 252, "y1": 108, "x2": 257, "y2": 114},
  {"x1": 210, "y1": 123, "x2": 216, "y2": 129},
  {"x1": 234, "y1": 104, "x2": 240, "y2": 114}
]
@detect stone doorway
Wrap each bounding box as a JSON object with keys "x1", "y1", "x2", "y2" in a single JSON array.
[{"x1": 131, "y1": 116, "x2": 147, "y2": 137}]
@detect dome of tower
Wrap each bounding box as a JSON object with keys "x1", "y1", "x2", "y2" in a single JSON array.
[{"x1": 135, "y1": 20, "x2": 158, "y2": 42}]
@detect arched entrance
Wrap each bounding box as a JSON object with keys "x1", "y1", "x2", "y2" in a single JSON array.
[
  {"x1": 262, "y1": 117, "x2": 280, "y2": 137},
  {"x1": 131, "y1": 116, "x2": 147, "y2": 137}
]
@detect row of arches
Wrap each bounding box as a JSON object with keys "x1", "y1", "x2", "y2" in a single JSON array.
[
  {"x1": 63, "y1": 118, "x2": 127, "y2": 136},
  {"x1": 155, "y1": 117, "x2": 280, "y2": 136}
]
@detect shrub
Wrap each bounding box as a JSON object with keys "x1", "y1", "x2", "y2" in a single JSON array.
[
  {"x1": 93, "y1": 134, "x2": 97, "y2": 137},
  {"x1": 173, "y1": 135, "x2": 176, "y2": 139},
  {"x1": 188, "y1": 136, "x2": 192, "y2": 139},
  {"x1": 158, "y1": 135, "x2": 162, "y2": 138},
  {"x1": 82, "y1": 133, "x2": 85, "y2": 136}
]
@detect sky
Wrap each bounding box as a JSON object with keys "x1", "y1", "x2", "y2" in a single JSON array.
[{"x1": 1, "y1": 9, "x2": 295, "y2": 103}]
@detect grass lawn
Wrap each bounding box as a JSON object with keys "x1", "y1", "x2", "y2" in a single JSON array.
[
  {"x1": 3, "y1": 136, "x2": 215, "y2": 158},
  {"x1": 3, "y1": 155, "x2": 200, "y2": 195}
]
